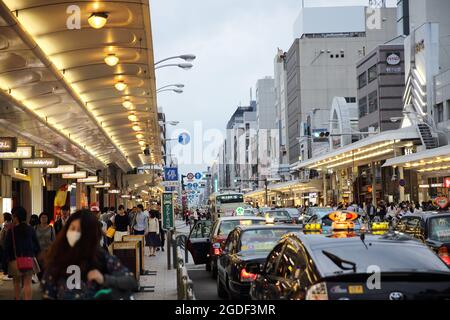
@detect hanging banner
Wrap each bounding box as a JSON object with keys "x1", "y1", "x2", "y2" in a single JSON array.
[
  {"x1": 77, "y1": 176, "x2": 99, "y2": 183},
  {"x1": 0, "y1": 137, "x2": 17, "y2": 153},
  {"x1": 0, "y1": 146, "x2": 34, "y2": 159}
]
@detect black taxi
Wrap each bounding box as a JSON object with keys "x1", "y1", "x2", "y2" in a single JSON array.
[
  {"x1": 216, "y1": 224, "x2": 301, "y2": 299},
  {"x1": 249, "y1": 211, "x2": 450, "y2": 300},
  {"x1": 394, "y1": 212, "x2": 450, "y2": 266}
]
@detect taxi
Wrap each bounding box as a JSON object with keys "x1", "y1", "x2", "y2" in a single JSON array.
[
  {"x1": 304, "y1": 210, "x2": 367, "y2": 233},
  {"x1": 249, "y1": 211, "x2": 450, "y2": 300},
  {"x1": 186, "y1": 216, "x2": 266, "y2": 278},
  {"x1": 394, "y1": 211, "x2": 450, "y2": 266},
  {"x1": 216, "y1": 223, "x2": 302, "y2": 299}
]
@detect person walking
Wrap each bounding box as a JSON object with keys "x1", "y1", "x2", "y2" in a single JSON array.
[
  {"x1": 4, "y1": 207, "x2": 41, "y2": 300},
  {"x1": 146, "y1": 210, "x2": 161, "y2": 257},
  {"x1": 41, "y1": 210, "x2": 138, "y2": 300},
  {"x1": 156, "y1": 211, "x2": 165, "y2": 252},
  {"x1": 130, "y1": 204, "x2": 148, "y2": 236},
  {"x1": 111, "y1": 205, "x2": 130, "y2": 242},
  {"x1": 0, "y1": 212, "x2": 13, "y2": 280},
  {"x1": 54, "y1": 205, "x2": 70, "y2": 235},
  {"x1": 34, "y1": 212, "x2": 55, "y2": 280},
  {"x1": 29, "y1": 214, "x2": 40, "y2": 228}
]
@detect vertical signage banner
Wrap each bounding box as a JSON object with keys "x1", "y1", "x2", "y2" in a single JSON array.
[{"x1": 162, "y1": 192, "x2": 174, "y2": 230}]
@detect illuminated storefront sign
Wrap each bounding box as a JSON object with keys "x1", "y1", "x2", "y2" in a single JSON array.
[
  {"x1": 21, "y1": 158, "x2": 57, "y2": 168},
  {"x1": 0, "y1": 137, "x2": 17, "y2": 152},
  {"x1": 0, "y1": 146, "x2": 34, "y2": 159},
  {"x1": 62, "y1": 171, "x2": 88, "y2": 179},
  {"x1": 47, "y1": 165, "x2": 76, "y2": 174},
  {"x1": 77, "y1": 176, "x2": 99, "y2": 183}
]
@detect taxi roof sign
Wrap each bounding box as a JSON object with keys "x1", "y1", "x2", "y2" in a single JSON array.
[
  {"x1": 236, "y1": 207, "x2": 245, "y2": 216},
  {"x1": 328, "y1": 211, "x2": 359, "y2": 222}
]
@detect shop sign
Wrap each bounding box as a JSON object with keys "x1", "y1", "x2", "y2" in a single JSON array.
[
  {"x1": 435, "y1": 197, "x2": 448, "y2": 209},
  {"x1": 444, "y1": 177, "x2": 450, "y2": 188},
  {"x1": 386, "y1": 53, "x2": 401, "y2": 65},
  {"x1": 0, "y1": 146, "x2": 34, "y2": 159},
  {"x1": 21, "y1": 158, "x2": 57, "y2": 168},
  {"x1": 46, "y1": 165, "x2": 76, "y2": 174},
  {"x1": 162, "y1": 192, "x2": 174, "y2": 229},
  {"x1": 62, "y1": 171, "x2": 87, "y2": 179},
  {"x1": 77, "y1": 176, "x2": 99, "y2": 183},
  {"x1": 0, "y1": 137, "x2": 17, "y2": 153}
]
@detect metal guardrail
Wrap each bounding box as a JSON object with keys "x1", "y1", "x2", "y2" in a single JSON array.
[{"x1": 173, "y1": 233, "x2": 195, "y2": 300}]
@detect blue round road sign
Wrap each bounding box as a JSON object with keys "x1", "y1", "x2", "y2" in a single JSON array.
[
  {"x1": 195, "y1": 172, "x2": 202, "y2": 180},
  {"x1": 178, "y1": 132, "x2": 191, "y2": 145}
]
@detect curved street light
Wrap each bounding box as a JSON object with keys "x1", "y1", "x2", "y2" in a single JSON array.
[
  {"x1": 155, "y1": 63, "x2": 193, "y2": 70},
  {"x1": 155, "y1": 54, "x2": 196, "y2": 66},
  {"x1": 156, "y1": 84, "x2": 185, "y2": 92},
  {"x1": 157, "y1": 88, "x2": 183, "y2": 94}
]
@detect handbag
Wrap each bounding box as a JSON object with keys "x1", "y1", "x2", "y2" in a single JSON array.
[
  {"x1": 106, "y1": 226, "x2": 116, "y2": 239},
  {"x1": 11, "y1": 226, "x2": 34, "y2": 272}
]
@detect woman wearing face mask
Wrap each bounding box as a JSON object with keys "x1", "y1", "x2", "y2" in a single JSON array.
[{"x1": 41, "y1": 210, "x2": 138, "y2": 300}]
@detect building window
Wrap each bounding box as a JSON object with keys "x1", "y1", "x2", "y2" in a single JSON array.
[
  {"x1": 345, "y1": 97, "x2": 356, "y2": 103},
  {"x1": 358, "y1": 72, "x2": 367, "y2": 89},
  {"x1": 435, "y1": 103, "x2": 444, "y2": 123},
  {"x1": 368, "y1": 64, "x2": 378, "y2": 83},
  {"x1": 368, "y1": 91, "x2": 378, "y2": 114},
  {"x1": 359, "y1": 97, "x2": 368, "y2": 118},
  {"x1": 447, "y1": 100, "x2": 450, "y2": 120}
]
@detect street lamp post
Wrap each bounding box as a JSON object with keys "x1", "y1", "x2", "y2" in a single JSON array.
[
  {"x1": 236, "y1": 178, "x2": 270, "y2": 206},
  {"x1": 155, "y1": 63, "x2": 193, "y2": 71},
  {"x1": 155, "y1": 54, "x2": 196, "y2": 66},
  {"x1": 156, "y1": 88, "x2": 184, "y2": 94}
]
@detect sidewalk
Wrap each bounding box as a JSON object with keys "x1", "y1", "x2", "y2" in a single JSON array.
[
  {"x1": 0, "y1": 219, "x2": 192, "y2": 300},
  {"x1": 134, "y1": 219, "x2": 191, "y2": 300}
]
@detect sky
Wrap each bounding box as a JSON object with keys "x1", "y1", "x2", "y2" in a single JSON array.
[{"x1": 150, "y1": 0, "x2": 398, "y2": 178}]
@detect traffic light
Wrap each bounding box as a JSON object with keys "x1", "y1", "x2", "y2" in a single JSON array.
[{"x1": 319, "y1": 132, "x2": 330, "y2": 138}]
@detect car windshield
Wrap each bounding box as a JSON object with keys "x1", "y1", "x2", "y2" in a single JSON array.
[
  {"x1": 243, "y1": 209, "x2": 255, "y2": 216},
  {"x1": 266, "y1": 211, "x2": 289, "y2": 218},
  {"x1": 285, "y1": 209, "x2": 300, "y2": 217},
  {"x1": 313, "y1": 243, "x2": 450, "y2": 277},
  {"x1": 218, "y1": 219, "x2": 265, "y2": 236},
  {"x1": 429, "y1": 216, "x2": 450, "y2": 242},
  {"x1": 310, "y1": 208, "x2": 334, "y2": 217},
  {"x1": 239, "y1": 228, "x2": 294, "y2": 252}
]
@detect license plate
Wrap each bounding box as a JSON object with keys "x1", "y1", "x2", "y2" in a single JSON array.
[{"x1": 348, "y1": 285, "x2": 364, "y2": 294}]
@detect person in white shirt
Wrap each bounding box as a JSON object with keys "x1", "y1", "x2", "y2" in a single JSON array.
[{"x1": 146, "y1": 210, "x2": 161, "y2": 256}]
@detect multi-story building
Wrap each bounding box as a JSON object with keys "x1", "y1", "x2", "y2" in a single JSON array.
[
  {"x1": 286, "y1": 6, "x2": 398, "y2": 167},
  {"x1": 357, "y1": 44, "x2": 405, "y2": 133},
  {"x1": 255, "y1": 77, "x2": 278, "y2": 185},
  {"x1": 274, "y1": 49, "x2": 291, "y2": 180}
]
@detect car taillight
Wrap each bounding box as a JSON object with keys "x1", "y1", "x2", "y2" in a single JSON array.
[
  {"x1": 306, "y1": 282, "x2": 328, "y2": 300},
  {"x1": 213, "y1": 242, "x2": 222, "y2": 255},
  {"x1": 240, "y1": 268, "x2": 257, "y2": 282},
  {"x1": 438, "y1": 246, "x2": 450, "y2": 266}
]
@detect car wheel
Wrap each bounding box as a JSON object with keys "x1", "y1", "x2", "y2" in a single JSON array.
[
  {"x1": 205, "y1": 259, "x2": 211, "y2": 272},
  {"x1": 217, "y1": 273, "x2": 228, "y2": 299}
]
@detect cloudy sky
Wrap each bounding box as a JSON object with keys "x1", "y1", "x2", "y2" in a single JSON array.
[{"x1": 150, "y1": 0, "x2": 397, "y2": 177}]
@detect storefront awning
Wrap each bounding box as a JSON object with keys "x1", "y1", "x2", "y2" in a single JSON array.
[
  {"x1": 382, "y1": 144, "x2": 450, "y2": 173},
  {"x1": 293, "y1": 127, "x2": 420, "y2": 171},
  {"x1": 244, "y1": 179, "x2": 322, "y2": 198}
]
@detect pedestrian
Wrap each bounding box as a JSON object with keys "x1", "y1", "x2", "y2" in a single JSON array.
[
  {"x1": 130, "y1": 204, "x2": 148, "y2": 236},
  {"x1": 366, "y1": 201, "x2": 376, "y2": 222},
  {"x1": 35, "y1": 212, "x2": 55, "y2": 280},
  {"x1": 41, "y1": 210, "x2": 138, "y2": 300},
  {"x1": 146, "y1": 210, "x2": 161, "y2": 257},
  {"x1": 193, "y1": 209, "x2": 199, "y2": 223},
  {"x1": 54, "y1": 205, "x2": 70, "y2": 235},
  {"x1": 156, "y1": 211, "x2": 165, "y2": 252},
  {"x1": 91, "y1": 204, "x2": 108, "y2": 250},
  {"x1": 4, "y1": 207, "x2": 41, "y2": 300},
  {"x1": 29, "y1": 214, "x2": 40, "y2": 228},
  {"x1": 111, "y1": 205, "x2": 130, "y2": 242},
  {"x1": 0, "y1": 212, "x2": 13, "y2": 280},
  {"x1": 386, "y1": 203, "x2": 397, "y2": 219}
]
